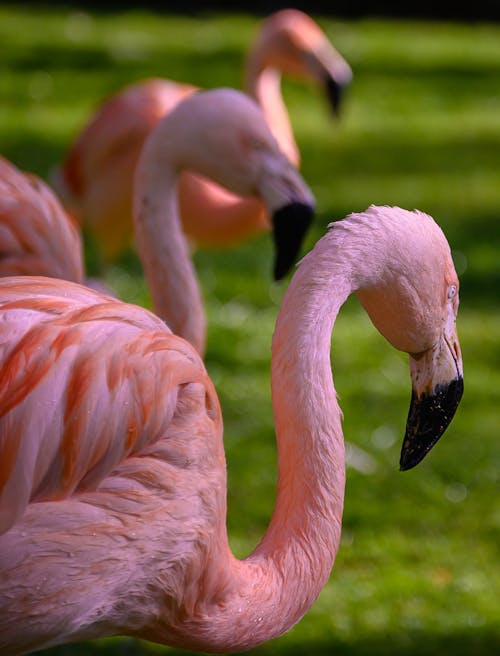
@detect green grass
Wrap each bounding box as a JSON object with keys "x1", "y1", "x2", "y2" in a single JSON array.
[{"x1": 1, "y1": 5, "x2": 499, "y2": 655}]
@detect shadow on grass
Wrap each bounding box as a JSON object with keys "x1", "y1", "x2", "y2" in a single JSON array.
[
  {"x1": 5, "y1": 42, "x2": 244, "y2": 79},
  {"x1": 300, "y1": 134, "x2": 500, "y2": 178},
  {"x1": 356, "y1": 61, "x2": 500, "y2": 81},
  {"x1": 40, "y1": 626, "x2": 500, "y2": 656}
]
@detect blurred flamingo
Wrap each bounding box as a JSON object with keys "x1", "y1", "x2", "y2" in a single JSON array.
[
  {"x1": 2, "y1": 89, "x2": 315, "y2": 355},
  {"x1": 0, "y1": 205, "x2": 463, "y2": 654},
  {"x1": 54, "y1": 9, "x2": 351, "y2": 263},
  {"x1": 0, "y1": 155, "x2": 84, "y2": 283}
]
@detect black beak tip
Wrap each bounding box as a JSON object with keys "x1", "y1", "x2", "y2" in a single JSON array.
[
  {"x1": 272, "y1": 202, "x2": 314, "y2": 281},
  {"x1": 274, "y1": 258, "x2": 294, "y2": 281},
  {"x1": 399, "y1": 376, "x2": 464, "y2": 471},
  {"x1": 325, "y1": 76, "x2": 345, "y2": 117},
  {"x1": 399, "y1": 450, "x2": 425, "y2": 472}
]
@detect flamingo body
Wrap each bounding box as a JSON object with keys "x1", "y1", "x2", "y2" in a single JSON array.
[
  {"x1": 0, "y1": 277, "x2": 226, "y2": 652},
  {"x1": 56, "y1": 10, "x2": 351, "y2": 261},
  {"x1": 0, "y1": 206, "x2": 463, "y2": 654},
  {"x1": 0, "y1": 156, "x2": 84, "y2": 282}
]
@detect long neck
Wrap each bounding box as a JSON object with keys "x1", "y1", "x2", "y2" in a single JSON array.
[
  {"x1": 246, "y1": 63, "x2": 299, "y2": 166},
  {"x1": 134, "y1": 138, "x2": 206, "y2": 355},
  {"x1": 189, "y1": 232, "x2": 352, "y2": 651}
]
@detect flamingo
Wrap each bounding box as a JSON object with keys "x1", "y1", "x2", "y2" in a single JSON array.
[
  {"x1": 0, "y1": 155, "x2": 84, "y2": 283},
  {"x1": 2, "y1": 89, "x2": 315, "y2": 355},
  {"x1": 54, "y1": 9, "x2": 351, "y2": 262},
  {"x1": 0, "y1": 205, "x2": 463, "y2": 654}
]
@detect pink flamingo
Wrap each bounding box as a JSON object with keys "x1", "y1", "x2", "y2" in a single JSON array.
[
  {"x1": 0, "y1": 205, "x2": 463, "y2": 654},
  {"x1": 55, "y1": 9, "x2": 351, "y2": 262},
  {"x1": 2, "y1": 89, "x2": 315, "y2": 355},
  {"x1": 0, "y1": 155, "x2": 84, "y2": 282}
]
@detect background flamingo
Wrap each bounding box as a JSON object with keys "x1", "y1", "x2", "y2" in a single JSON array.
[
  {"x1": 0, "y1": 205, "x2": 463, "y2": 654},
  {"x1": 54, "y1": 9, "x2": 351, "y2": 263},
  {"x1": 133, "y1": 87, "x2": 314, "y2": 354},
  {"x1": 0, "y1": 155, "x2": 84, "y2": 283},
  {"x1": 1, "y1": 89, "x2": 315, "y2": 356}
]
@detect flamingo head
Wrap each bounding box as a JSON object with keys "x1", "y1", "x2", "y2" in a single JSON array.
[
  {"x1": 249, "y1": 9, "x2": 353, "y2": 117},
  {"x1": 163, "y1": 88, "x2": 315, "y2": 279},
  {"x1": 344, "y1": 205, "x2": 463, "y2": 469}
]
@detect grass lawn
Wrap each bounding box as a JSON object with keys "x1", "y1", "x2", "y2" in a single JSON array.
[{"x1": 0, "y1": 5, "x2": 499, "y2": 655}]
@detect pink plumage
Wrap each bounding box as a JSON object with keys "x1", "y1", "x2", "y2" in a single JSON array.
[{"x1": 0, "y1": 156, "x2": 84, "y2": 282}]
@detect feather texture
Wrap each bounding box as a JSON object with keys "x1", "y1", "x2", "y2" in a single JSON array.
[{"x1": 0, "y1": 156, "x2": 84, "y2": 282}]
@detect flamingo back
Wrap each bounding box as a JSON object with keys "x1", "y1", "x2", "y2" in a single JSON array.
[
  {"x1": 0, "y1": 276, "x2": 222, "y2": 536},
  {"x1": 0, "y1": 157, "x2": 84, "y2": 282}
]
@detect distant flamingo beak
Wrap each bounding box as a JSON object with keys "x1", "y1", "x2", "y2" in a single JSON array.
[
  {"x1": 272, "y1": 202, "x2": 314, "y2": 280},
  {"x1": 400, "y1": 325, "x2": 463, "y2": 470},
  {"x1": 302, "y1": 48, "x2": 351, "y2": 118},
  {"x1": 324, "y1": 76, "x2": 346, "y2": 117}
]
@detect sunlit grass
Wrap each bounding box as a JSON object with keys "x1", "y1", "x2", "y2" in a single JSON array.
[{"x1": 0, "y1": 4, "x2": 499, "y2": 655}]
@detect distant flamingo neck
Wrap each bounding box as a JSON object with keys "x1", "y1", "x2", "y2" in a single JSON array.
[
  {"x1": 246, "y1": 66, "x2": 300, "y2": 166},
  {"x1": 134, "y1": 141, "x2": 206, "y2": 355}
]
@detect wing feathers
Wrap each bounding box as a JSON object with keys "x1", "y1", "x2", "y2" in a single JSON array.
[{"x1": 0, "y1": 277, "x2": 220, "y2": 535}]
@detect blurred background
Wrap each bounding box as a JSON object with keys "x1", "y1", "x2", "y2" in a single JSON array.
[{"x1": 1, "y1": 1, "x2": 499, "y2": 655}]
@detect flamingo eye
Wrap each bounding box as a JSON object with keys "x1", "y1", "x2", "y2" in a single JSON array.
[{"x1": 447, "y1": 284, "x2": 457, "y2": 300}]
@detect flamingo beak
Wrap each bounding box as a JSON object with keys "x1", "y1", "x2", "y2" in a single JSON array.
[
  {"x1": 400, "y1": 324, "x2": 463, "y2": 470},
  {"x1": 324, "y1": 76, "x2": 346, "y2": 117},
  {"x1": 302, "y1": 48, "x2": 351, "y2": 118},
  {"x1": 272, "y1": 202, "x2": 314, "y2": 280}
]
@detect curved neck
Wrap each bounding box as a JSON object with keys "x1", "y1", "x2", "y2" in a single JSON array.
[
  {"x1": 133, "y1": 137, "x2": 206, "y2": 355},
  {"x1": 246, "y1": 64, "x2": 299, "y2": 166},
  {"x1": 185, "y1": 231, "x2": 352, "y2": 651}
]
